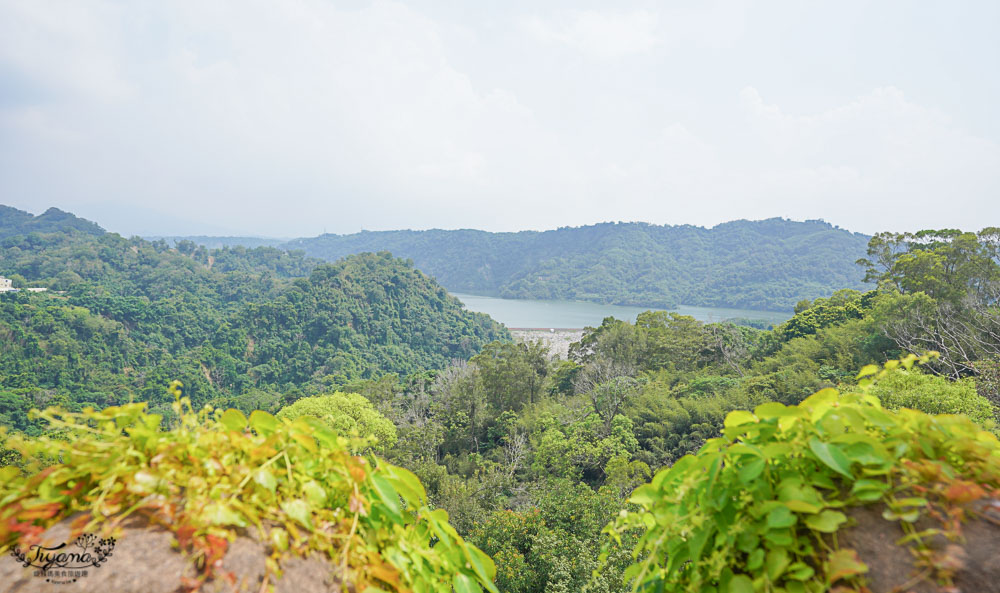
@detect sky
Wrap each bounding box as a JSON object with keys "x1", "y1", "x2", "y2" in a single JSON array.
[{"x1": 1, "y1": 0, "x2": 998, "y2": 238}]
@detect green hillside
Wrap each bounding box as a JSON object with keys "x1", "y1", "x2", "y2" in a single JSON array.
[
  {"x1": 0, "y1": 205, "x2": 105, "y2": 239},
  {"x1": 283, "y1": 219, "x2": 870, "y2": 311},
  {"x1": 0, "y1": 226, "x2": 507, "y2": 433}
]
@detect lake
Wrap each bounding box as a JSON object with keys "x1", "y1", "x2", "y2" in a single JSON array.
[{"x1": 451, "y1": 293, "x2": 792, "y2": 329}]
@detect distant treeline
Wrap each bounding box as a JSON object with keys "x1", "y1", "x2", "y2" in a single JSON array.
[{"x1": 275, "y1": 219, "x2": 868, "y2": 311}]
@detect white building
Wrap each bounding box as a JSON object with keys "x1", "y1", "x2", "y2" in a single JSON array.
[{"x1": 0, "y1": 276, "x2": 13, "y2": 292}]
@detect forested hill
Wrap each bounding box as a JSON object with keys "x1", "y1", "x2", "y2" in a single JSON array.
[
  {"x1": 0, "y1": 205, "x2": 104, "y2": 239},
  {"x1": 0, "y1": 227, "x2": 507, "y2": 432},
  {"x1": 283, "y1": 219, "x2": 870, "y2": 311}
]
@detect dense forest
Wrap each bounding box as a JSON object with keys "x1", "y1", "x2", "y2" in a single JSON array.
[
  {"x1": 0, "y1": 206, "x2": 507, "y2": 435},
  {"x1": 280, "y1": 219, "x2": 870, "y2": 311},
  {"x1": 2, "y1": 207, "x2": 999, "y2": 592}
]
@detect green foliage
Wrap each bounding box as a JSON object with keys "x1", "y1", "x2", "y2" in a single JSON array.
[
  {"x1": 0, "y1": 384, "x2": 497, "y2": 593},
  {"x1": 774, "y1": 289, "x2": 875, "y2": 342},
  {"x1": 472, "y1": 341, "x2": 550, "y2": 412},
  {"x1": 858, "y1": 228, "x2": 1000, "y2": 304},
  {"x1": 277, "y1": 391, "x2": 398, "y2": 450},
  {"x1": 867, "y1": 369, "x2": 995, "y2": 425},
  {"x1": 469, "y1": 480, "x2": 629, "y2": 593},
  {"x1": 0, "y1": 230, "x2": 508, "y2": 430},
  {"x1": 286, "y1": 219, "x2": 869, "y2": 311},
  {"x1": 606, "y1": 357, "x2": 1000, "y2": 593}
]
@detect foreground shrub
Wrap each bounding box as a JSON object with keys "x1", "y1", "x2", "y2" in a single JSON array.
[
  {"x1": 605, "y1": 355, "x2": 1000, "y2": 593},
  {"x1": 0, "y1": 383, "x2": 495, "y2": 593}
]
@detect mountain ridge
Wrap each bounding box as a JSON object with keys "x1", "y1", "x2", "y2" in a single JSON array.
[{"x1": 1, "y1": 205, "x2": 871, "y2": 311}]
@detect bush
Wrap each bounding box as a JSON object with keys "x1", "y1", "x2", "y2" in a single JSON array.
[
  {"x1": 605, "y1": 357, "x2": 1000, "y2": 593},
  {"x1": 0, "y1": 384, "x2": 494, "y2": 593},
  {"x1": 277, "y1": 391, "x2": 397, "y2": 450},
  {"x1": 868, "y1": 369, "x2": 995, "y2": 426}
]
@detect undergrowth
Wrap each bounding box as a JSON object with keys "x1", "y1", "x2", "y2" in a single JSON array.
[
  {"x1": 604, "y1": 354, "x2": 1000, "y2": 593},
  {"x1": 0, "y1": 382, "x2": 496, "y2": 593}
]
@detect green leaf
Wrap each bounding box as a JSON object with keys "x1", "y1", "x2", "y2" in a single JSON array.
[
  {"x1": 465, "y1": 544, "x2": 498, "y2": 592},
  {"x1": 254, "y1": 468, "x2": 277, "y2": 493},
  {"x1": 219, "y1": 409, "x2": 247, "y2": 432},
  {"x1": 270, "y1": 528, "x2": 289, "y2": 552},
  {"x1": 453, "y1": 573, "x2": 483, "y2": 593},
  {"x1": 766, "y1": 548, "x2": 789, "y2": 580},
  {"x1": 724, "y1": 410, "x2": 756, "y2": 428},
  {"x1": 786, "y1": 562, "x2": 815, "y2": 581},
  {"x1": 727, "y1": 574, "x2": 753, "y2": 593},
  {"x1": 808, "y1": 438, "x2": 853, "y2": 478},
  {"x1": 205, "y1": 502, "x2": 247, "y2": 527},
  {"x1": 280, "y1": 499, "x2": 313, "y2": 529},
  {"x1": 384, "y1": 464, "x2": 427, "y2": 506},
  {"x1": 738, "y1": 458, "x2": 766, "y2": 483},
  {"x1": 249, "y1": 410, "x2": 279, "y2": 436},
  {"x1": 784, "y1": 500, "x2": 820, "y2": 514},
  {"x1": 856, "y1": 364, "x2": 879, "y2": 379},
  {"x1": 767, "y1": 505, "x2": 797, "y2": 529},
  {"x1": 805, "y1": 510, "x2": 847, "y2": 533},
  {"x1": 370, "y1": 474, "x2": 401, "y2": 519},
  {"x1": 303, "y1": 480, "x2": 327, "y2": 507}
]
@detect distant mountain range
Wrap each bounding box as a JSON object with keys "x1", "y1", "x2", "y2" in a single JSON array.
[
  {"x1": 0, "y1": 205, "x2": 104, "y2": 239},
  {"x1": 280, "y1": 221, "x2": 871, "y2": 311},
  {"x1": 1, "y1": 205, "x2": 871, "y2": 311}
]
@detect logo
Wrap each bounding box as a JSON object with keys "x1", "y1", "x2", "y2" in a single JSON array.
[{"x1": 9, "y1": 533, "x2": 116, "y2": 585}]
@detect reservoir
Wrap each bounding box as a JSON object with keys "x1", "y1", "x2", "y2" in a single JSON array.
[{"x1": 452, "y1": 293, "x2": 792, "y2": 329}]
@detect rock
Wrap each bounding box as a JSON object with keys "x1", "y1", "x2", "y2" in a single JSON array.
[
  {"x1": 0, "y1": 515, "x2": 344, "y2": 593},
  {"x1": 837, "y1": 500, "x2": 1000, "y2": 593}
]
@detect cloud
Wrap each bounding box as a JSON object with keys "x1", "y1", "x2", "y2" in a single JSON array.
[
  {"x1": 0, "y1": 0, "x2": 996, "y2": 237},
  {"x1": 521, "y1": 10, "x2": 660, "y2": 59},
  {"x1": 736, "y1": 86, "x2": 1000, "y2": 223}
]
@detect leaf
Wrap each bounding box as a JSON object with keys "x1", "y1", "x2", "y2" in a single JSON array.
[
  {"x1": 465, "y1": 544, "x2": 498, "y2": 592},
  {"x1": 254, "y1": 469, "x2": 277, "y2": 493},
  {"x1": 856, "y1": 364, "x2": 879, "y2": 379},
  {"x1": 738, "y1": 458, "x2": 766, "y2": 483},
  {"x1": 370, "y1": 474, "x2": 401, "y2": 519},
  {"x1": 219, "y1": 409, "x2": 248, "y2": 432},
  {"x1": 290, "y1": 430, "x2": 318, "y2": 453},
  {"x1": 805, "y1": 510, "x2": 847, "y2": 533},
  {"x1": 204, "y1": 502, "x2": 247, "y2": 527},
  {"x1": 826, "y1": 548, "x2": 867, "y2": 583},
  {"x1": 850, "y1": 478, "x2": 888, "y2": 502},
  {"x1": 785, "y1": 500, "x2": 820, "y2": 514},
  {"x1": 270, "y1": 527, "x2": 289, "y2": 552},
  {"x1": 249, "y1": 410, "x2": 279, "y2": 436},
  {"x1": 767, "y1": 505, "x2": 797, "y2": 529},
  {"x1": 453, "y1": 573, "x2": 483, "y2": 593},
  {"x1": 753, "y1": 401, "x2": 788, "y2": 418},
  {"x1": 724, "y1": 410, "x2": 756, "y2": 428},
  {"x1": 727, "y1": 574, "x2": 753, "y2": 593},
  {"x1": 280, "y1": 499, "x2": 313, "y2": 529},
  {"x1": 302, "y1": 480, "x2": 327, "y2": 507},
  {"x1": 766, "y1": 547, "x2": 789, "y2": 580},
  {"x1": 384, "y1": 464, "x2": 427, "y2": 506},
  {"x1": 809, "y1": 438, "x2": 853, "y2": 478}
]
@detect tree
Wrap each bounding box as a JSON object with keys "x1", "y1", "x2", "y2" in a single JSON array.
[
  {"x1": 276, "y1": 391, "x2": 397, "y2": 450},
  {"x1": 472, "y1": 341, "x2": 549, "y2": 413}
]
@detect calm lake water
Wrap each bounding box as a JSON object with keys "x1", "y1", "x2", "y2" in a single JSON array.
[{"x1": 452, "y1": 293, "x2": 792, "y2": 329}]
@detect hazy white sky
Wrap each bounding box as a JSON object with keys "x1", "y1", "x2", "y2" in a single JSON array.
[{"x1": 1, "y1": 0, "x2": 998, "y2": 237}]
